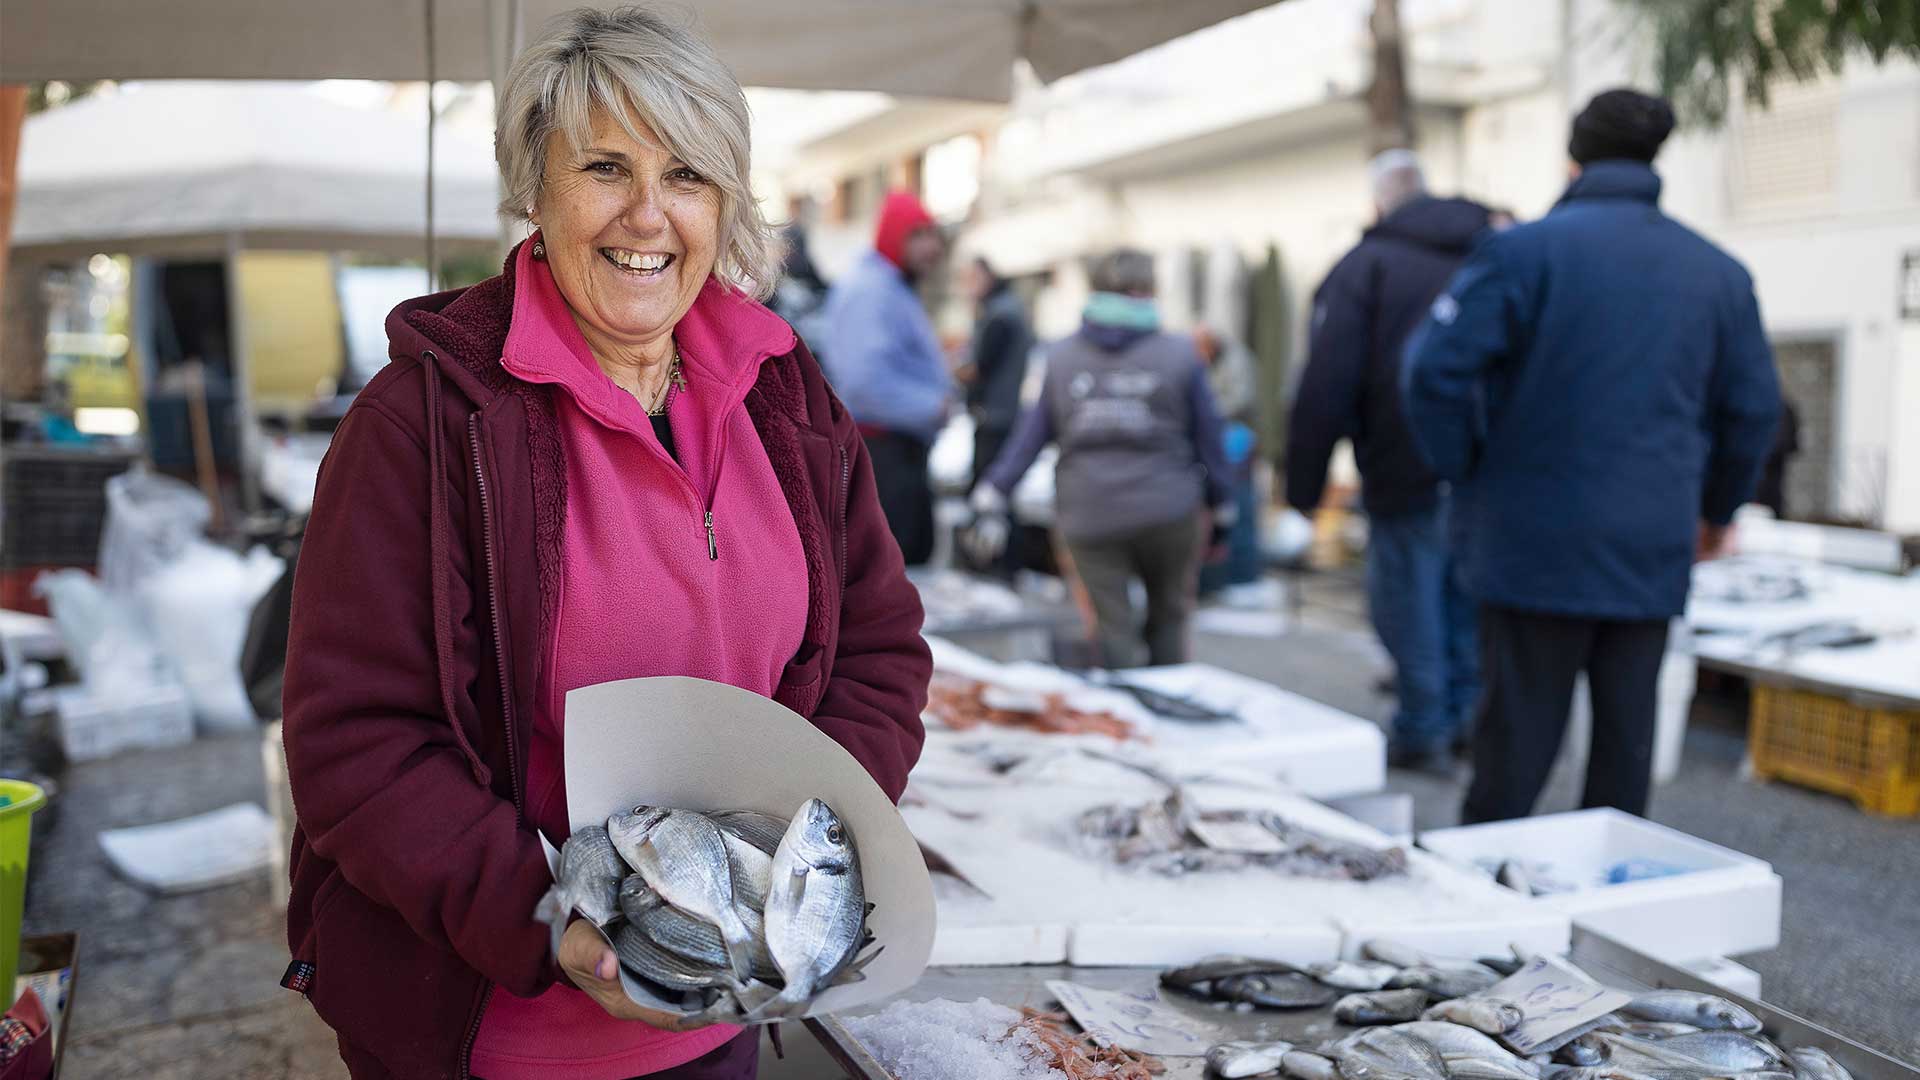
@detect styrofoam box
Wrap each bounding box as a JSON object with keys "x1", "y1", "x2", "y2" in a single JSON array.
[
  {"x1": 52, "y1": 682, "x2": 194, "y2": 762},
  {"x1": 1681, "y1": 955, "x2": 1762, "y2": 1000},
  {"x1": 1417, "y1": 808, "x2": 1782, "y2": 961}
]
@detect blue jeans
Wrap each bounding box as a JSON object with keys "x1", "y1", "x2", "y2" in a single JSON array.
[{"x1": 1366, "y1": 499, "x2": 1478, "y2": 753}]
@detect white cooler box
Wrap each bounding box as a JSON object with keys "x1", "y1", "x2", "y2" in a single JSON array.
[{"x1": 1417, "y1": 808, "x2": 1781, "y2": 961}]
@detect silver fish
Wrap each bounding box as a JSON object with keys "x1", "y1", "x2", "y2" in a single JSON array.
[
  {"x1": 757, "y1": 798, "x2": 871, "y2": 1018},
  {"x1": 608, "y1": 806, "x2": 755, "y2": 984},
  {"x1": 1788, "y1": 1049, "x2": 1855, "y2": 1080},
  {"x1": 1452, "y1": 1055, "x2": 1545, "y2": 1080},
  {"x1": 1597, "y1": 1020, "x2": 1705, "y2": 1039},
  {"x1": 1335, "y1": 1028, "x2": 1451, "y2": 1080},
  {"x1": 1561, "y1": 1036, "x2": 1609, "y2": 1067},
  {"x1": 1334, "y1": 989, "x2": 1431, "y2": 1025},
  {"x1": 1164, "y1": 956, "x2": 1305, "y2": 995},
  {"x1": 633, "y1": 890, "x2": 782, "y2": 983},
  {"x1": 719, "y1": 828, "x2": 774, "y2": 913},
  {"x1": 1622, "y1": 992, "x2": 1763, "y2": 1034},
  {"x1": 533, "y1": 826, "x2": 626, "y2": 958},
  {"x1": 1283, "y1": 1050, "x2": 1342, "y2": 1080},
  {"x1": 1543, "y1": 1068, "x2": 1661, "y2": 1080},
  {"x1": 1651, "y1": 1033, "x2": 1787, "y2": 1071},
  {"x1": 1389, "y1": 964, "x2": 1503, "y2": 999},
  {"x1": 612, "y1": 922, "x2": 731, "y2": 992},
  {"x1": 1209, "y1": 1039, "x2": 1296, "y2": 1078},
  {"x1": 1391, "y1": 1022, "x2": 1521, "y2": 1061},
  {"x1": 1217, "y1": 972, "x2": 1340, "y2": 1010},
  {"x1": 1423, "y1": 997, "x2": 1524, "y2": 1035},
  {"x1": 1311, "y1": 960, "x2": 1403, "y2": 992},
  {"x1": 1453, "y1": 1059, "x2": 1547, "y2": 1080},
  {"x1": 708, "y1": 809, "x2": 789, "y2": 855}
]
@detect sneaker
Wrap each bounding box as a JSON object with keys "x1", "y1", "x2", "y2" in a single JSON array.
[{"x1": 1387, "y1": 742, "x2": 1456, "y2": 777}]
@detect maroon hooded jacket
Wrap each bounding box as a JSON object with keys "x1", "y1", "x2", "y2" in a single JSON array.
[{"x1": 281, "y1": 246, "x2": 930, "y2": 1079}]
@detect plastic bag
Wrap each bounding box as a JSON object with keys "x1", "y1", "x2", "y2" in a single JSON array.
[
  {"x1": 97, "y1": 468, "x2": 212, "y2": 595},
  {"x1": 32, "y1": 569, "x2": 170, "y2": 699},
  {"x1": 135, "y1": 542, "x2": 283, "y2": 733}
]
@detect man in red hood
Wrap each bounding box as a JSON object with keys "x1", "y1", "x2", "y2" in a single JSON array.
[{"x1": 818, "y1": 190, "x2": 954, "y2": 565}]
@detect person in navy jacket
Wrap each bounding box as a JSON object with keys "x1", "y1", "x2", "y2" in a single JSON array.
[{"x1": 1402, "y1": 89, "x2": 1782, "y2": 823}]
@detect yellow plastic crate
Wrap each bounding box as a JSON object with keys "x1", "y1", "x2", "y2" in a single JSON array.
[{"x1": 1749, "y1": 684, "x2": 1920, "y2": 816}]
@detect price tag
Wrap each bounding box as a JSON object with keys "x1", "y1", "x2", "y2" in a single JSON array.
[
  {"x1": 1045, "y1": 980, "x2": 1222, "y2": 1057},
  {"x1": 1487, "y1": 955, "x2": 1632, "y2": 1055}
]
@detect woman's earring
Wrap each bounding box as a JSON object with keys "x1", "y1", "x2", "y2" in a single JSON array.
[{"x1": 531, "y1": 239, "x2": 546, "y2": 260}]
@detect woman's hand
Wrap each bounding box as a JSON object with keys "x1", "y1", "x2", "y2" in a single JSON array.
[{"x1": 558, "y1": 919, "x2": 717, "y2": 1031}]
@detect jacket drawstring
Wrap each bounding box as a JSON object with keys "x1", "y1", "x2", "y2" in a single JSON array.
[{"x1": 422, "y1": 351, "x2": 493, "y2": 787}]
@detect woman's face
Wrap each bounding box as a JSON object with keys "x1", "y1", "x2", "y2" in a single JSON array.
[{"x1": 534, "y1": 109, "x2": 721, "y2": 356}]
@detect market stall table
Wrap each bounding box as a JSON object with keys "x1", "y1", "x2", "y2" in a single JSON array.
[{"x1": 806, "y1": 927, "x2": 1920, "y2": 1080}]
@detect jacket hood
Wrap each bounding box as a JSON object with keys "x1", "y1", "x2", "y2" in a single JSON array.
[
  {"x1": 387, "y1": 242, "x2": 524, "y2": 407},
  {"x1": 1365, "y1": 195, "x2": 1492, "y2": 255}
]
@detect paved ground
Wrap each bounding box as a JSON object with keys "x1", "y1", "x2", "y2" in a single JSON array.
[{"x1": 23, "y1": 569, "x2": 1920, "y2": 1078}]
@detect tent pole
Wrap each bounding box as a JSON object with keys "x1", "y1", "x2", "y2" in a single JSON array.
[
  {"x1": 425, "y1": 0, "x2": 439, "y2": 290},
  {"x1": 225, "y1": 230, "x2": 261, "y2": 516}
]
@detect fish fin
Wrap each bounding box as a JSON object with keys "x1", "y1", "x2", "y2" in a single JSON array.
[
  {"x1": 865, "y1": 900, "x2": 876, "y2": 915},
  {"x1": 840, "y1": 944, "x2": 885, "y2": 980},
  {"x1": 533, "y1": 887, "x2": 569, "y2": 960}
]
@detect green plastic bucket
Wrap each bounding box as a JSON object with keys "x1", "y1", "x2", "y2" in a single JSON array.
[{"x1": 0, "y1": 780, "x2": 46, "y2": 1007}]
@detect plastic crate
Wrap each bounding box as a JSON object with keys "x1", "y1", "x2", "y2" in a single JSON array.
[
  {"x1": 1749, "y1": 684, "x2": 1920, "y2": 816},
  {"x1": 47, "y1": 682, "x2": 195, "y2": 762}
]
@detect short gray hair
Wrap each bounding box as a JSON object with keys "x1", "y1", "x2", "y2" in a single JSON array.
[
  {"x1": 1090, "y1": 248, "x2": 1156, "y2": 296},
  {"x1": 496, "y1": 6, "x2": 778, "y2": 298},
  {"x1": 1368, "y1": 148, "x2": 1426, "y2": 216}
]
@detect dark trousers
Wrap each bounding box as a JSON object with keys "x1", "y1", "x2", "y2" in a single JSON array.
[
  {"x1": 863, "y1": 429, "x2": 935, "y2": 567},
  {"x1": 1365, "y1": 500, "x2": 1478, "y2": 754},
  {"x1": 1064, "y1": 515, "x2": 1204, "y2": 669},
  {"x1": 1462, "y1": 606, "x2": 1670, "y2": 824}
]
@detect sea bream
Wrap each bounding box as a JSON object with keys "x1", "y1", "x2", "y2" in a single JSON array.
[
  {"x1": 533, "y1": 826, "x2": 627, "y2": 958},
  {"x1": 607, "y1": 806, "x2": 756, "y2": 984},
  {"x1": 1207, "y1": 1039, "x2": 1296, "y2": 1078},
  {"x1": 755, "y1": 798, "x2": 876, "y2": 1018}
]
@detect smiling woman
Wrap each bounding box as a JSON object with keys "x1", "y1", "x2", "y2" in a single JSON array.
[{"x1": 278, "y1": 7, "x2": 931, "y2": 1080}]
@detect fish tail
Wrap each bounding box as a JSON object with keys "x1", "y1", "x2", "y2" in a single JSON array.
[{"x1": 716, "y1": 911, "x2": 755, "y2": 983}]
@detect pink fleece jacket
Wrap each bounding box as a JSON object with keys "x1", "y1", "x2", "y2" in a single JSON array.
[{"x1": 469, "y1": 241, "x2": 808, "y2": 1079}]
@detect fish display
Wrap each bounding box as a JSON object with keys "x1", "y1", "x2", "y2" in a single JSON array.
[
  {"x1": 1078, "y1": 792, "x2": 1409, "y2": 879},
  {"x1": 1188, "y1": 943, "x2": 1858, "y2": 1080},
  {"x1": 535, "y1": 798, "x2": 878, "y2": 1022}
]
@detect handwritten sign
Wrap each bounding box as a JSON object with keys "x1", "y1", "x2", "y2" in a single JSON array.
[
  {"x1": 1045, "y1": 980, "x2": 1223, "y2": 1058},
  {"x1": 1486, "y1": 955, "x2": 1632, "y2": 1055}
]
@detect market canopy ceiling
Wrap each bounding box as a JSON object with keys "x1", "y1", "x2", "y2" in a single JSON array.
[{"x1": 0, "y1": 0, "x2": 1279, "y2": 102}]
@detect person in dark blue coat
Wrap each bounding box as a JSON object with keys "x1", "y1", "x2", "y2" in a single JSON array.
[
  {"x1": 1402, "y1": 89, "x2": 1782, "y2": 823},
  {"x1": 1287, "y1": 150, "x2": 1492, "y2": 773}
]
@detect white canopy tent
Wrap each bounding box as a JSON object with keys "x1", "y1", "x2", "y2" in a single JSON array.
[
  {"x1": 11, "y1": 82, "x2": 501, "y2": 261},
  {"x1": 0, "y1": 0, "x2": 1278, "y2": 104}
]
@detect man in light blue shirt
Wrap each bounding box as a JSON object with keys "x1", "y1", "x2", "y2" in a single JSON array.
[{"x1": 819, "y1": 190, "x2": 953, "y2": 564}]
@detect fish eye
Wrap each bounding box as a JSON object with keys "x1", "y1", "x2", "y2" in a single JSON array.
[{"x1": 826, "y1": 825, "x2": 844, "y2": 844}]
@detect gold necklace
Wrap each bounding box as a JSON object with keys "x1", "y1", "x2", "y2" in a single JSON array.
[{"x1": 645, "y1": 345, "x2": 687, "y2": 416}]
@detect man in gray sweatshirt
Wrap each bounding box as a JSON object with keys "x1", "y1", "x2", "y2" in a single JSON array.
[{"x1": 968, "y1": 249, "x2": 1235, "y2": 667}]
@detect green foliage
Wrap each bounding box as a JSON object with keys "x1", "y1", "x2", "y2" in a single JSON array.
[{"x1": 1615, "y1": 0, "x2": 1920, "y2": 126}]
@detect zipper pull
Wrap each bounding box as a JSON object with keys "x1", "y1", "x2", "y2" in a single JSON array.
[{"x1": 705, "y1": 511, "x2": 718, "y2": 561}]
